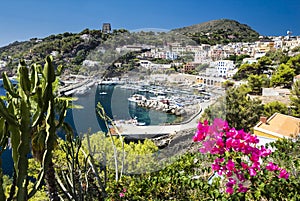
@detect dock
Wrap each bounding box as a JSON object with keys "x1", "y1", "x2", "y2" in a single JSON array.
[{"x1": 116, "y1": 101, "x2": 212, "y2": 139}]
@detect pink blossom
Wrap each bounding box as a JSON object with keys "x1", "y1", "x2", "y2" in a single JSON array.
[
  {"x1": 225, "y1": 171, "x2": 233, "y2": 177},
  {"x1": 193, "y1": 119, "x2": 290, "y2": 194},
  {"x1": 226, "y1": 138, "x2": 233, "y2": 149},
  {"x1": 265, "y1": 162, "x2": 279, "y2": 171},
  {"x1": 212, "y1": 163, "x2": 220, "y2": 171},
  {"x1": 216, "y1": 137, "x2": 225, "y2": 148},
  {"x1": 250, "y1": 153, "x2": 260, "y2": 163},
  {"x1": 238, "y1": 184, "x2": 248, "y2": 193},
  {"x1": 119, "y1": 192, "x2": 125, "y2": 197},
  {"x1": 226, "y1": 159, "x2": 235, "y2": 171},
  {"x1": 260, "y1": 146, "x2": 272, "y2": 157},
  {"x1": 231, "y1": 139, "x2": 241, "y2": 149},
  {"x1": 236, "y1": 172, "x2": 246, "y2": 182},
  {"x1": 249, "y1": 168, "x2": 257, "y2": 177},
  {"x1": 278, "y1": 169, "x2": 289, "y2": 179},
  {"x1": 226, "y1": 129, "x2": 235, "y2": 138},
  {"x1": 226, "y1": 187, "x2": 234, "y2": 194},
  {"x1": 251, "y1": 162, "x2": 261, "y2": 170},
  {"x1": 241, "y1": 162, "x2": 248, "y2": 170}
]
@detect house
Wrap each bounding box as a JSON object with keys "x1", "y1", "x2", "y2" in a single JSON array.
[
  {"x1": 139, "y1": 60, "x2": 152, "y2": 68},
  {"x1": 210, "y1": 60, "x2": 235, "y2": 77},
  {"x1": 184, "y1": 63, "x2": 195, "y2": 72},
  {"x1": 253, "y1": 113, "x2": 300, "y2": 140}
]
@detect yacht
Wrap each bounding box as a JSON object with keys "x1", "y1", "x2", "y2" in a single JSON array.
[{"x1": 128, "y1": 94, "x2": 147, "y2": 103}]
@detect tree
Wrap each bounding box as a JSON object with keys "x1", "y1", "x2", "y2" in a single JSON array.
[
  {"x1": 266, "y1": 50, "x2": 290, "y2": 65},
  {"x1": 202, "y1": 85, "x2": 263, "y2": 132},
  {"x1": 234, "y1": 63, "x2": 256, "y2": 80},
  {"x1": 225, "y1": 85, "x2": 263, "y2": 132},
  {"x1": 271, "y1": 64, "x2": 295, "y2": 88},
  {"x1": 290, "y1": 80, "x2": 300, "y2": 117},
  {"x1": 287, "y1": 54, "x2": 300, "y2": 75},
  {"x1": 247, "y1": 74, "x2": 263, "y2": 95},
  {"x1": 263, "y1": 101, "x2": 288, "y2": 118}
]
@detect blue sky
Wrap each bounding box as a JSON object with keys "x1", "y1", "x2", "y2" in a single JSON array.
[{"x1": 0, "y1": 0, "x2": 299, "y2": 47}]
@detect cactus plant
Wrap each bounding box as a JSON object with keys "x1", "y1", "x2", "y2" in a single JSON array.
[{"x1": 0, "y1": 56, "x2": 70, "y2": 200}]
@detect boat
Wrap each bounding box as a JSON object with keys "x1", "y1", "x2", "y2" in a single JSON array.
[
  {"x1": 99, "y1": 92, "x2": 107, "y2": 95},
  {"x1": 137, "y1": 122, "x2": 146, "y2": 126},
  {"x1": 128, "y1": 94, "x2": 147, "y2": 103}
]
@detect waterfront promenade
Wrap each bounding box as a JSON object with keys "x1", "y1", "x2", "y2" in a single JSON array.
[{"x1": 118, "y1": 101, "x2": 212, "y2": 137}]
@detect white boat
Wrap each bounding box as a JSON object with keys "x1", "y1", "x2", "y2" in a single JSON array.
[
  {"x1": 137, "y1": 122, "x2": 146, "y2": 126},
  {"x1": 99, "y1": 92, "x2": 107, "y2": 95},
  {"x1": 128, "y1": 94, "x2": 147, "y2": 103}
]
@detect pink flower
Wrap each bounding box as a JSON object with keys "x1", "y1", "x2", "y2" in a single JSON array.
[
  {"x1": 278, "y1": 169, "x2": 289, "y2": 179},
  {"x1": 212, "y1": 163, "x2": 220, "y2": 171},
  {"x1": 260, "y1": 146, "x2": 272, "y2": 157},
  {"x1": 226, "y1": 138, "x2": 233, "y2": 149},
  {"x1": 249, "y1": 168, "x2": 257, "y2": 177},
  {"x1": 226, "y1": 159, "x2": 235, "y2": 171},
  {"x1": 216, "y1": 137, "x2": 225, "y2": 148},
  {"x1": 236, "y1": 172, "x2": 246, "y2": 182},
  {"x1": 226, "y1": 187, "x2": 234, "y2": 194},
  {"x1": 265, "y1": 162, "x2": 279, "y2": 171},
  {"x1": 225, "y1": 171, "x2": 233, "y2": 177},
  {"x1": 238, "y1": 184, "x2": 248, "y2": 193},
  {"x1": 250, "y1": 153, "x2": 260, "y2": 163},
  {"x1": 226, "y1": 130, "x2": 235, "y2": 138},
  {"x1": 119, "y1": 192, "x2": 125, "y2": 197},
  {"x1": 231, "y1": 139, "x2": 241, "y2": 149},
  {"x1": 241, "y1": 162, "x2": 248, "y2": 170}
]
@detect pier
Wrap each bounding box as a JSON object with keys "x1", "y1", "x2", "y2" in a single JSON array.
[
  {"x1": 58, "y1": 77, "x2": 96, "y2": 96},
  {"x1": 116, "y1": 101, "x2": 211, "y2": 139}
]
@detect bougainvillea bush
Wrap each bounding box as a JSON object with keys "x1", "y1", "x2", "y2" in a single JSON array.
[
  {"x1": 193, "y1": 118, "x2": 300, "y2": 200},
  {"x1": 106, "y1": 119, "x2": 300, "y2": 200}
]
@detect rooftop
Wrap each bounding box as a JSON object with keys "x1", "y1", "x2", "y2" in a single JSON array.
[{"x1": 254, "y1": 113, "x2": 300, "y2": 139}]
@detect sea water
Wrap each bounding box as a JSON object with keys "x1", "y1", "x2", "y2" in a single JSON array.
[{"x1": 0, "y1": 83, "x2": 177, "y2": 175}]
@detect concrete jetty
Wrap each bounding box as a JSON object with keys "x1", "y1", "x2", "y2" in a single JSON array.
[{"x1": 116, "y1": 101, "x2": 211, "y2": 138}]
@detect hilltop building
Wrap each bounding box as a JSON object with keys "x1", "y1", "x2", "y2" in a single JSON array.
[{"x1": 102, "y1": 23, "x2": 111, "y2": 33}]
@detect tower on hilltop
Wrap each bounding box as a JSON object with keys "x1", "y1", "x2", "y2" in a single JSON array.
[{"x1": 102, "y1": 23, "x2": 111, "y2": 33}]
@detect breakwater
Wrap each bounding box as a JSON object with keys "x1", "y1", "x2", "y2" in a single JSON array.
[{"x1": 135, "y1": 98, "x2": 186, "y2": 116}]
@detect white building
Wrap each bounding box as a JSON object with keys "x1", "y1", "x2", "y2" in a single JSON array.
[
  {"x1": 139, "y1": 60, "x2": 152, "y2": 68},
  {"x1": 0, "y1": 60, "x2": 7, "y2": 68},
  {"x1": 210, "y1": 60, "x2": 235, "y2": 77},
  {"x1": 242, "y1": 58, "x2": 257, "y2": 64}
]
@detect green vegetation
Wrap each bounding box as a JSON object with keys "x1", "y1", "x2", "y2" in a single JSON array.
[
  {"x1": 173, "y1": 19, "x2": 260, "y2": 45},
  {"x1": 0, "y1": 56, "x2": 68, "y2": 200},
  {"x1": 290, "y1": 80, "x2": 300, "y2": 117},
  {"x1": 201, "y1": 85, "x2": 263, "y2": 132},
  {"x1": 0, "y1": 29, "x2": 113, "y2": 76}
]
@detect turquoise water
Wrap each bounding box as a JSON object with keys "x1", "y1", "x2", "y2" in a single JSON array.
[{"x1": 1, "y1": 83, "x2": 177, "y2": 175}]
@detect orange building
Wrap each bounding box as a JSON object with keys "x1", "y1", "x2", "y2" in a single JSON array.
[{"x1": 253, "y1": 113, "x2": 300, "y2": 140}]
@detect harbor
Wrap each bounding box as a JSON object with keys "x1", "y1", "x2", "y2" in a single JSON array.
[
  {"x1": 113, "y1": 101, "x2": 212, "y2": 139},
  {"x1": 56, "y1": 73, "x2": 221, "y2": 139}
]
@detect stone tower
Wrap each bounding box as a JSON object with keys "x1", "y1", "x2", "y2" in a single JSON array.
[{"x1": 102, "y1": 23, "x2": 111, "y2": 33}]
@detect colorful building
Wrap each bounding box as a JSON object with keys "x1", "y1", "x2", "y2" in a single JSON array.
[{"x1": 253, "y1": 113, "x2": 300, "y2": 140}]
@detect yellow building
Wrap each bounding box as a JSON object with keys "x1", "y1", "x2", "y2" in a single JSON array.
[{"x1": 253, "y1": 113, "x2": 300, "y2": 140}]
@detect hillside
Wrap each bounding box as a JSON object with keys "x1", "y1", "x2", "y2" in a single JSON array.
[
  {"x1": 0, "y1": 19, "x2": 260, "y2": 76},
  {"x1": 172, "y1": 19, "x2": 260, "y2": 45},
  {"x1": 0, "y1": 29, "x2": 118, "y2": 76}
]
